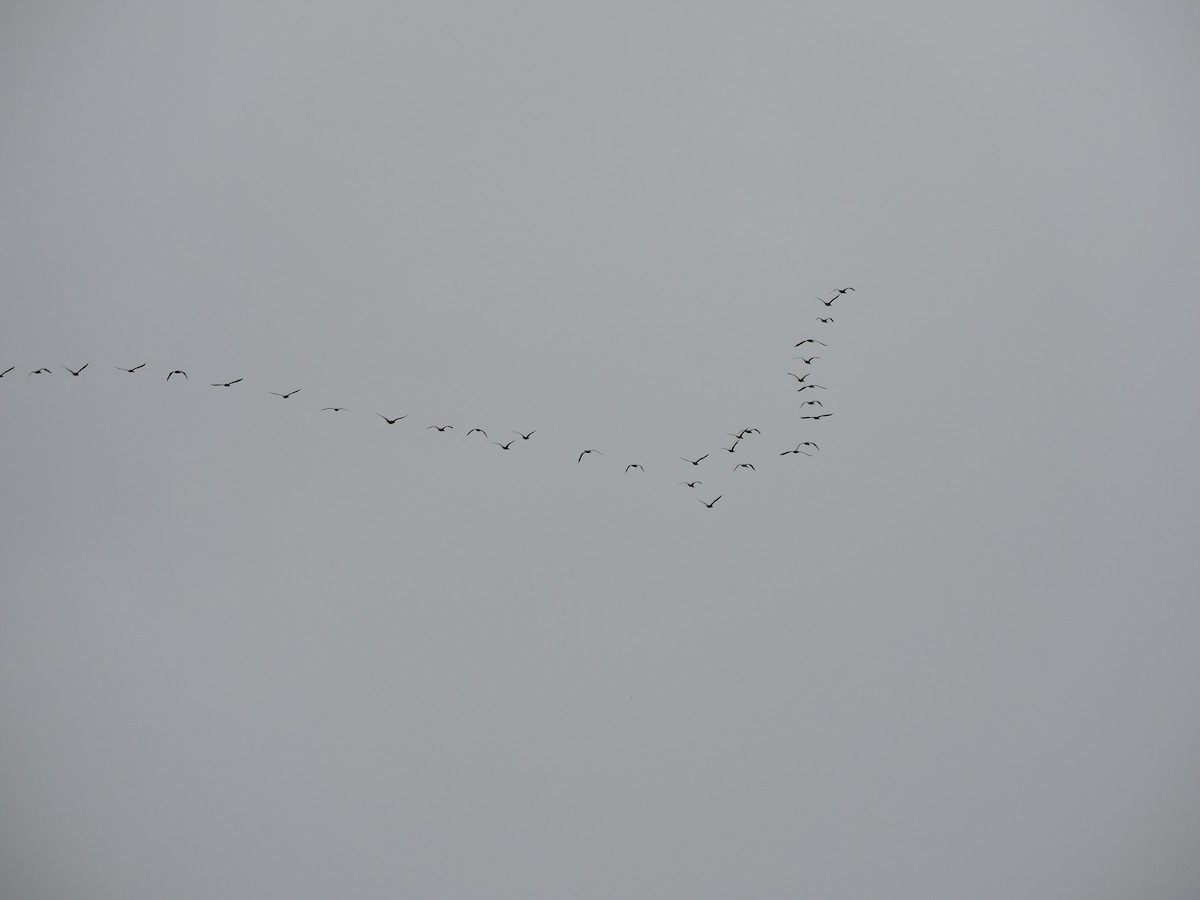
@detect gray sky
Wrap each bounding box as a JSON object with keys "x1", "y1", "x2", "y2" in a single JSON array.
[{"x1": 2, "y1": 1, "x2": 1199, "y2": 898}]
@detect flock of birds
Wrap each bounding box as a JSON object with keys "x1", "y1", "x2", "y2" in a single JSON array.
[{"x1": 6, "y1": 288, "x2": 856, "y2": 509}]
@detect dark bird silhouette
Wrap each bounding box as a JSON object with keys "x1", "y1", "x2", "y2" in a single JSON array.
[
  {"x1": 816, "y1": 317, "x2": 834, "y2": 323},
  {"x1": 116, "y1": 363, "x2": 146, "y2": 373},
  {"x1": 787, "y1": 372, "x2": 812, "y2": 383},
  {"x1": 514, "y1": 430, "x2": 536, "y2": 440},
  {"x1": 719, "y1": 439, "x2": 739, "y2": 453},
  {"x1": 493, "y1": 440, "x2": 515, "y2": 450},
  {"x1": 625, "y1": 464, "x2": 644, "y2": 473},
  {"x1": 322, "y1": 407, "x2": 350, "y2": 412},
  {"x1": 780, "y1": 448, "x2": 813, "y2": 456},
  {"x1": 679, "y1": 481, "x2": 702, "y2": 488},
  {"x1": 680, "y1": 454, "x2": 709, "y2": 466},
  {"x1": 28, "y1": 368, "x2": 51, "y2": 379},
  {"x1": 800, "y1": 413, "x2": 834, "y2": 420},
  {"x1": 797, "y1": 441, "x2": 820, "y2": 451},
  {"x1": 210, "y1": 378, "x2": 242, "y2": 387},
  {"x1": 167, "y1": 370, "x2": 187, "y2": 380},
  {"x1": 577, "y1": 449, "x2": 602, "y2": 462},
  {"x1": 799, "y1": 400, "x2": 824, "y2": 408},
  {"x1": 794, "y1": 339, "x2": 828, "y2": 347},
  {"x1": 796, "y1": 384, "x2": 827, "y2": 391},
  {"x1": 793, "y1": 356, "x2": 820, "y2": 364},
  {"x1": 63, "y1": 363, "x2": 88, "y2": 376},
  {"x1": 270, "y1": 389, "x2": 301, "y2": 398},
  {"x1": 467, "y1": 428, "x2": 488, "y2": 438},
  {"x1": 831, "y1": 286, "x2": 855, "y2": 295},
  {"x1": 0, "y1": 366, "x2": 14, "y2": 377},
  {"x1": 698, "y1": 495, "x2": 722, "y2": 509},
  {"x1": 734, "y1": 463, "x2": 756, "y2": 471},
  {"x1": 741, "y1": 427, "x2": 761, "y2": 435},
  {"x1": 818, "y1": 297, "x2": 837, "y2": 307},
  {"x1": 427, "y1": 425, "x2": 453, "y2": 432},
  {"x1": 377, "y1": 414, "x2": 406, "y2": 424}
]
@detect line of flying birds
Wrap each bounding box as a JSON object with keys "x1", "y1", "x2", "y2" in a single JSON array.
[{"x1": 5, "y1": 288, "x2": 856, "y2": 508}]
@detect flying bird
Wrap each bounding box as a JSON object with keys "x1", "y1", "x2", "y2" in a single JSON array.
[
  {"x1": 799, "y1": 400, "x2": 824, "y2": 408},
  {"x1": 787, "y1": 372, "x2": 812, "y2": 383},
  {"x1": 780, "y1": 448, "x2": 813, "y2": 456},
  {"x1": 210, "y1": 378, "x2": 242, "y2": 387},
  {"x1": 625, "y1": 464, "x2": 644, "y2": 473},
  {"x1": 796, "y1": 384, "x2": 827, "y2": 391},
  {"x1": 794, "y1": 339, "x2": 828, "y2": 347},
  {"x1": 818, "y1": 297, "x2": 837, "y2": 307},
  {"x1": 719, "y1": 439, "x2": 740, "y2": 453},
  {"x1": 28, "y1": 368, "x2": 51, "y2": 379},
  {"x1": 734, "y1": 463, "x2": 756, "y2": 471},
  {"x1": 322, "y1": 407, "x2": 350, "y2": 412},
  {"x1": 377, "y1": 414, "x2": 406, "y2": 424},
  {"x1": 116, "y1": 363, "x2": 146, "y2": 373},
  {"x1": 63, "y1": 363, "x2": 88, "y2": 376},
  {"x1": 793, "y1": 356, "x2": 820, "y2": 364},
  {"x1": 0, "y1": 366, "x2": 14, "y2": 377},
  {"x1": 680, "y1": 454, "x2": 708, "y2": 466},
  {"x1": 577, "y1": 449, "x2": 602, "y2": 462},
  {"x1": 679, "y1": 481, "x2": 702, "y2": 488},
  {"x1": 831, "y1": 286, "x2": 855, "y2": 295},
  {"x1": 800, "y1": 413, "x2": 834, "y2": 420},
  {"x1": 270, "y1": 389, "x2": 301, "y2": 398},
  {"x1": 167, "y1": 370, "x2": 187, "y2": 380},
  {"x1": 467, "y1": 428, "x2": 488, "y2": 438},
  {"x1": 698, "y1": 495, "x2": 722, "y2": 509},
  {"x1": 796, "y1": 441, "x2": 820, "y2": 451},
  {"x1": 427, "y1": 425, "x2": 453, "y2": 432},
  {"x1": 513, "y1": 430, "x2": 536, "y2": 440},
  {"x1": 816, "y1": 317, "x2": 834, "y2": 323},
  {"x1": 493, "y1": 440, "x2": 515, "y2": 450}
]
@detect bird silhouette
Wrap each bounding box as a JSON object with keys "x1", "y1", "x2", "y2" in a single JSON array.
[
  {"x1": 63, "y1": 363, "x2": 88, "y2": 376},
  {"x1": 796, "y1": 384, "x2": 827, "y2": 391},
  {"x1": 467, "y1": 428, "x2": 488, "y2": 438},
  {"x1": 799, "y1": 400, "x2": 824, "y2": 408},
  {"x1": 734, "y1": 463, "x2": 756, "y2": 471},
  {"x1": 28, "y1": 368, "x2": 51, "y2": 379},
  {"x1": 793, "y1": 356, "x2": 820, "y2": 364},
  {"x1": 427, "y1": 425, "x2": 453, "y2": 432},
  {"x1": 0, "y1": 366, "x2": 14, "y2": 377},
  {"x1": 698, "y1": 495, "x2": 722, "y2": 508},
  {"x1": 816, "y1": 317, "x2": 834, "y2": 323},
  {"x1": 493, "y1": 440, "x2": 515, "y2": 450},
  {"x1": 831, "y1": 286, "x2": 855, "y2": 295},
  {"x1": 270, "y1": 389, "x2": 301, "y2": 398},
  {"x1": 819, "y1": 297, "x2": 837, "y2": 307},
  {"x1": 514, "y1": 430, "x2": 536, "y2": 440},
  {"x1": 377, "y1": 414, "x2": 406, "y2": 424},
  {"x1": 210, "y1": 378, "x2": 242, "y2": 387},
  {"x1": 116, "y1": 363, "x2": 146, "y2": 373},
  {"x1": 167, "y1": 370, "x2": 187, "y2": 380},
  {"x1": 625, "y1": 464, "x2": 644, "y2": 473},
  {"x1": 679, "y1": 481, "x2": 702, "y2": 488},
  {"x1": 794, "y1": 339, "x2": 828, "y2": 347},
  {"x1": 680, "y1": 454, "x2": 708, "y2": 466},
  {"x1": 577, "y1": 449, "x2": 602, "y2": 462},
  {"x1": 800, "y1": 413, "x2": 833, "y2": 420},
  {"x1": 780, "y1": 448, "x2": 813, "y2": 456},
  {"x1": 787, "y1": 372, "x2": 812, "y2": 383},
  {"x1": 322, "y1": 407, "x2": 350, "y2": 412},
  {"x1": 718, "y1": 439, "x2": 739, "y2": 453},
  {"x1": 797, "y1": 441, "x2": 820, "y2": 451}
]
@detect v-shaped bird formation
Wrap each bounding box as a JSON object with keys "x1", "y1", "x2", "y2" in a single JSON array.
[{"x1": 9, "y1": 288, "x2": 857, "y2": 509}]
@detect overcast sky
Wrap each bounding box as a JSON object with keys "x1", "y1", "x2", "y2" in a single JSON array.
[{"x1": 2, "y1": 2, "x2": 1199, "y2": 898}]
